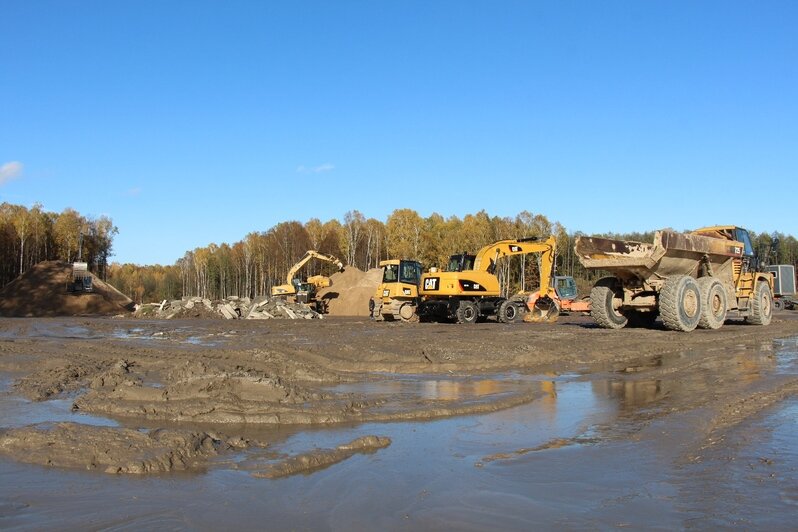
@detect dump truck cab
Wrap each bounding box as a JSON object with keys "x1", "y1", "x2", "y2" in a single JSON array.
[
  {"x1": 692, "y1": 226, "x2": 757, "y2": 270},
  {"x1": 370, "y1": 259, "x2": 423, "y2": 321}
]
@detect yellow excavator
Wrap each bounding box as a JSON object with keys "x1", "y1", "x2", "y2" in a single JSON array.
[
  {"x1": 271, "y1": 250, "x2": 344, "y2": 312},
  {"x1": 417, "y1": 235, "x2": 559, "y2": 324},
  {"x1": 370, "y1": 259, "x2": 424, "y2": 321}
]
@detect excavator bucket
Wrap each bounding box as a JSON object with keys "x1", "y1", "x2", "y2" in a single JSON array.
[{"x1": 524, "y1": 294, "x2": 560, "y2": 323}]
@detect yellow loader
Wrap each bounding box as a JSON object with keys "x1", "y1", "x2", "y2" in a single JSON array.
[{"x1": 369, "y1": 259, "x2": 424, "y2": 321}]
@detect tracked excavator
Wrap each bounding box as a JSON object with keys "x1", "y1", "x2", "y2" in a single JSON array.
[
  {"x1": 271, "y1": 250, "x2": 344, "y2": 312},
  {"x1": 417, "y1": 235, "x2": 560, "y2": 324}
]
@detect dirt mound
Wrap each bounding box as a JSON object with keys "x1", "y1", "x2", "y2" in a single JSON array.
[
  {"x1": 0, "y1": 261, "x2": 133, "y2": 317},
  {"x1": 317, "y1": 266, "x2": 382, "y2": 316}
]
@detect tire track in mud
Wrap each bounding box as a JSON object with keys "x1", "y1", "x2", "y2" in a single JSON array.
[{"x1": 2, "y1": 315, "x2": 797, "y2": 477}]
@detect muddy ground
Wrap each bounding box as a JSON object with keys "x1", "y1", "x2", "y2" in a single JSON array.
[{"x1": 1, "y1": 313, "x2": 798, "y2": 528}]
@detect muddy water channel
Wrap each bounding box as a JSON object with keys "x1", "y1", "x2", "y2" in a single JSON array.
[{"x1": 1, "y1": 319, "x2": 798, "y2": 529}]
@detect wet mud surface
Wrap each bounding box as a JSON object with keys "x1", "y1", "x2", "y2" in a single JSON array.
[{"x1": 1, "y1": 313, "x2": 797, "y2": 528}]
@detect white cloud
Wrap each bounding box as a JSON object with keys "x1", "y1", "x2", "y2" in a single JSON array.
[
  {"x1": 297, "y1": 163, "x2": 335, "y2": 174},
  {"x1": 126, "y1": 187, "x2": 142, "y2": 197},
  {"x1": 0, "y1": 161, "x2": 23, "y2": 185}
]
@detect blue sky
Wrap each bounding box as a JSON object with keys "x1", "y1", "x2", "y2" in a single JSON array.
[{"x1": 2, "y1": 1, "x2": 796, "y2": 265}]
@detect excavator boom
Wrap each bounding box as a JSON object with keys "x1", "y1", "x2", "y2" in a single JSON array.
[
  {"x1": 271, "y1": 250, "x2": 345, "y2": 299},
  {"x1": 284, "y1": 251, "x2": 344, "y2": 286}
]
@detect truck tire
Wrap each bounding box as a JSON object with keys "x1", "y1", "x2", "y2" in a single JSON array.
[
  {"x1": 455, "y1": 300, "x2": 479, "y2": 324},
  {"x1": 697, "y1": 277, "x2": 727, "y2": 330},
  {"x1": 590, "y1": 277, "x2": 627, "y2": 329},
  {"x1": 497, "y1": 300, "x2": 520, "y2": 323},
  {"x1": 747, "y1": 281, "x2": 773, "y2": 326},
  {"x1": 660, "y1": 275, "x2": 701, "y2": 332},
  {"x1": 773, "y1": 298, "x2": 784, "y2": 312}
]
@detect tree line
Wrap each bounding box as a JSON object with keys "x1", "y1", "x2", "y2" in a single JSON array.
[
  {"x1": 103, "y1": 209, "x2": 798, "y2": 304},
  {"x1": 1, "y1": 202, "x2": 794, "y2": 303},
  {"x1": 0, "y1": 202, "x2": 117, "y2": 287}
]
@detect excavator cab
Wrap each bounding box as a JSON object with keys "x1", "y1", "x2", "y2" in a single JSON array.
[
  {"x1": 553, "y1": 276, "x2": 577, "y2": 300},
  {"x1": 446, "y1": 253, "x2": 476, "y2": 272}
]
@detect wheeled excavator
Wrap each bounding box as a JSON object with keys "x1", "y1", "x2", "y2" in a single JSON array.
[
  {"x1": 271, "y1": 251, "x2": 344, "y2": 312},
  {"x1": 417, "y1": 236, "x2": 560, "y2": 323}
]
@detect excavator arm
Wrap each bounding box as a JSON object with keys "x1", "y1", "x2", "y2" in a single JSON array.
[
  {"x1": 473, "y1": 236, "x2": 557, "y2": 274},
  {"x1": 285, "y1": 251, "x2": 344, "y2": 286},
  {"x1": 471, "y1": 235, "x2": 560, "y2": 322},
  {"x1": 271, "y1": 251, "x2": 344, "y2": 296},
  {"x1": 525, "y1": 238, "x2": 560, "y2": 323}
]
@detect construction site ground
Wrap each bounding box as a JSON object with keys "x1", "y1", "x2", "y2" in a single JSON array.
[{"x1": 2, "y1": 312, "x2": 798, "y2": 528}]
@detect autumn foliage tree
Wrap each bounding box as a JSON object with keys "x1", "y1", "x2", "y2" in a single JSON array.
[
  {"x1": 3, "y1": 202, "x2": 791, "y2": 306},
  {"x1": 0, "y1": 202, "x2": 117, "y2": 288}
]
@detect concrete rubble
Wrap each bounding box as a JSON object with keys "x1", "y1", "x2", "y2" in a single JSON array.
[{"x1": 134, "y1": 296, "x2": 322, "y2": 320}]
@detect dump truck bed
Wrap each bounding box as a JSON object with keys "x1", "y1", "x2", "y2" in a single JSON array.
[{"x1": 575, "y1": 230, "x2": 744, "y2": 282}]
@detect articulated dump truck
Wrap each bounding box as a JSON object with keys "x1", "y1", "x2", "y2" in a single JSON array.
[{"x1": 575, "y1": 226, "x2": 774, "y2": 332}]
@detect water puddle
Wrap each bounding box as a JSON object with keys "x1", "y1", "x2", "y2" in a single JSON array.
[
  {"x1": 0, "y1": 374, "x2": 117, "y2": 429},
  {"x1": 2, "y1": 336, "x2": 797, "y2": 529},
  {"x1": 112, "y1": 327, "x2": 221, "y2": 346},
  {"x1": 676, "y1": 396, "x2": 798, "y2": 527}
]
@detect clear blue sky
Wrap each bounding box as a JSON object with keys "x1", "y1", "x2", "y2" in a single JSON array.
[{"x1": 2, "y1": 1, "x2": 796, "y2": 265}]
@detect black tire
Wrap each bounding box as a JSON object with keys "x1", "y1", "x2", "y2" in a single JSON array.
[
  {"x1": 697, "y1": 277, "x2": 727, "y2": 330},
  {"x1": 497, "y1": 300, "x2": 520, "y2": 323},
  {"x1": 659, "y1": 275, "x2": 701, "y2": 332},
  {"x1": 773, "y1": 298, "x2": 784, "y2": 312},
  {"x1": 624, "y1": 310, "x2": 658, "y2": 328},
  {"x1": 747, "y1": 281, "x2": 773, "y2": 326},
  {"x1": 455, "y1": 300, "x2": 479, "y2": 324},
  {"x1": 590, "y1": 277, "x2": 627, "y2": 329}
]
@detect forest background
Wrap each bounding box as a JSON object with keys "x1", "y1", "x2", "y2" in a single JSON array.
[{"x1": 2, "y1": 201, "x2": 797, "y2": 304}]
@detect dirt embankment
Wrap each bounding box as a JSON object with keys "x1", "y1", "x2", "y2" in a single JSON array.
[{"x1": 0, "y1": 261, "x2": 133, "y2": 317}]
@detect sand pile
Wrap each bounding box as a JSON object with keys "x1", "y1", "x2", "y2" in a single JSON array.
[
  {"x1": 317, "y1": 266, "x2": 382, "y2": 316},
  {"x1": 0, "y1": 261, "x2": 134, "y2": 317}
]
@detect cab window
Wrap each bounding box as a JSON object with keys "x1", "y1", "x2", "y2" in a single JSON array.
[
  {"x1": 734, "y1": 228, "x2": 755, "y2": 257},
  {"x1": 382, "y1": 264, "x2": 398, "y2": 283},
  {"x1": 446, "y1": 254, "x2": 475, "y2": 272},
  {"x1": 399, "y1": 262, "x2": 420, "y2": 284}
]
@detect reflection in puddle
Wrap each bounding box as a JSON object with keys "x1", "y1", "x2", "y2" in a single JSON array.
[{"x1": 331, "y1": 374, "x2": 524, "y2": 402}]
